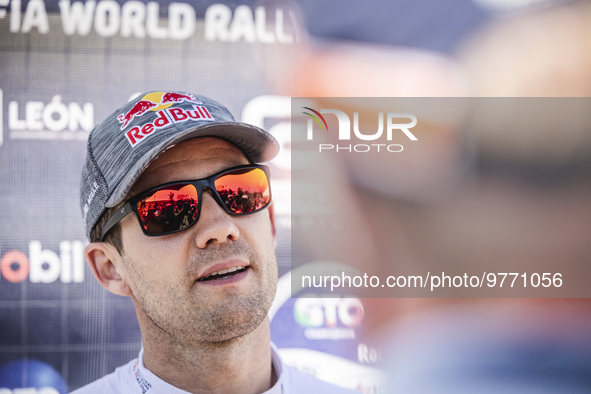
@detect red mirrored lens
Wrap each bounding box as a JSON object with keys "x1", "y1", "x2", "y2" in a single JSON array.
[
  {"x1": 215, "y1": 168, "x2": 270, "y2": 214},
  {"x1": 136, "y1": 184, "x2": 199, "y2": 234}
]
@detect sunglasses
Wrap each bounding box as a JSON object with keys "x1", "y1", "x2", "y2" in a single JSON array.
[{"x1": 100, "y1": 164, "x2": 272, "y2": 240}]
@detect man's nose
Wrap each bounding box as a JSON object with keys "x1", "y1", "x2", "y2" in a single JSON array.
[{"x1": 193, "y1": 192, "x2": 240, "y2": 249}]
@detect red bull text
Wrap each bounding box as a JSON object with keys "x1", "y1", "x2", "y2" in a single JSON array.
[
  {"x1": 117, "y1": 92, "x2": 213, "y2": 147},
  {"x1": 124, "y1": 104, "x2": 214, "y2": 147}
]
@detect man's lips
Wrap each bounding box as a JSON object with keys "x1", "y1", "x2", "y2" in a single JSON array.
[
  {"x1": 196, "y1": 261, "x2": 250, "y2": 282},
  {"x1": 197, "y1": 266, "x2": 248, "y2": 281}
]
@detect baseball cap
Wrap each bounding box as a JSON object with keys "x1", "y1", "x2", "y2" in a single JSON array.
[{"x1": 80, "y1": 91, "x2": 280, "y2": 239}]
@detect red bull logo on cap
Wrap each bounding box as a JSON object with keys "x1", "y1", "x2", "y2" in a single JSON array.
[
  {"x1": 117, "y1": 92, "x2": 202, "y2": 129},
  {"x1": 117, "y1": 92, "x2": 215, "y2": 147}
]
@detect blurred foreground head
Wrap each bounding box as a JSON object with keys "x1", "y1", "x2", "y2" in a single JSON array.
[
  {"x1": 461, "y1": 0, "x2": 591, "y2": 96},
  {"x1": 287, "y1": 3, "x2": 591, "y2": 392}
]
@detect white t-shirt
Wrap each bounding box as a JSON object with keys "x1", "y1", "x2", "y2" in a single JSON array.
[{"x1": 71, "y1": 344, "x2": 357, "y2": 394}]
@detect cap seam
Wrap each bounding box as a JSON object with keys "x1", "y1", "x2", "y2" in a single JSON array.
[{"x1": 86, "y1": 130, "x2": 110, "y2": 234}]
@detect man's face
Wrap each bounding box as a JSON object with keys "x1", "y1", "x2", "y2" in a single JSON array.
[{"x1": 115, "y1": 137, "x2": 278, "y2": 344}]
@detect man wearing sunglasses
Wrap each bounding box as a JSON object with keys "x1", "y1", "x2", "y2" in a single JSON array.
[{"x1": 76, "y1": 91, "x2": 355, "y2": 393}]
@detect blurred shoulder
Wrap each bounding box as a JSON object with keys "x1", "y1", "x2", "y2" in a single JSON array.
[
  {"x1": 282, "y1": 363, "x2": 359, "y2": 394},
  {"x1": 70, "y1": 358, "x2": 137, "y2": 394}
]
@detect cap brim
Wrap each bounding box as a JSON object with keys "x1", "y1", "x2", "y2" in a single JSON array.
[{"x1": 105, "y1": 122, "x2": 279, "y2": 208}]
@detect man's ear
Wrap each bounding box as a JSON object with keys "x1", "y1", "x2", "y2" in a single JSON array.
[{"x1": 85, "y1": 242, "x2": 132, "y2": 296}]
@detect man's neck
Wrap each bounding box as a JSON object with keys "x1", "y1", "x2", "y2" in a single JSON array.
[{"x1": 140, "y1": 317, "x2": 274, "y2": 394}]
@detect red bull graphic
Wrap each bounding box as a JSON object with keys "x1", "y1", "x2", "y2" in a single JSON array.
[
  {"x1": 115, "y1": 92, "x2": 215, "y2": 147},
  {"x1": 117, "y1": 100, "x2": 158, "y2": 129},
  {"x1": 117, "y1": 92, "x2": 203, "y2": 129},
  {"x1": 161, "y1": 92, "x2": 201, "y2": 104}
]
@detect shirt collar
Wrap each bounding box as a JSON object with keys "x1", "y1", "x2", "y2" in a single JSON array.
[{"x1": 134, "y1": 343, "x2": 285, "y2": 394}]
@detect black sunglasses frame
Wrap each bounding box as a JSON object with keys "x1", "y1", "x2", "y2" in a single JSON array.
[{"x1": 100, "y1": 164, "x2": 271, "y2": 241}]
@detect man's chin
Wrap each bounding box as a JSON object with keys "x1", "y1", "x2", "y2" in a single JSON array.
[
  {"x1": 174, "y1": 298, "x2": 271, "y2": 344},
  {"x1": 187, "y1": 312, "x2": 269, "y2": 345}
]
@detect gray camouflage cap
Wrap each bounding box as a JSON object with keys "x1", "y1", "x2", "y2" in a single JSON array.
[{"x1": 80, "y1": 91, "x2": 279, "y2": 239}]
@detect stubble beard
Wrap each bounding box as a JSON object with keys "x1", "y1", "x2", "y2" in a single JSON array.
[{"x1": 124, "y1": 240, "x2": 278, "y2": 344}]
